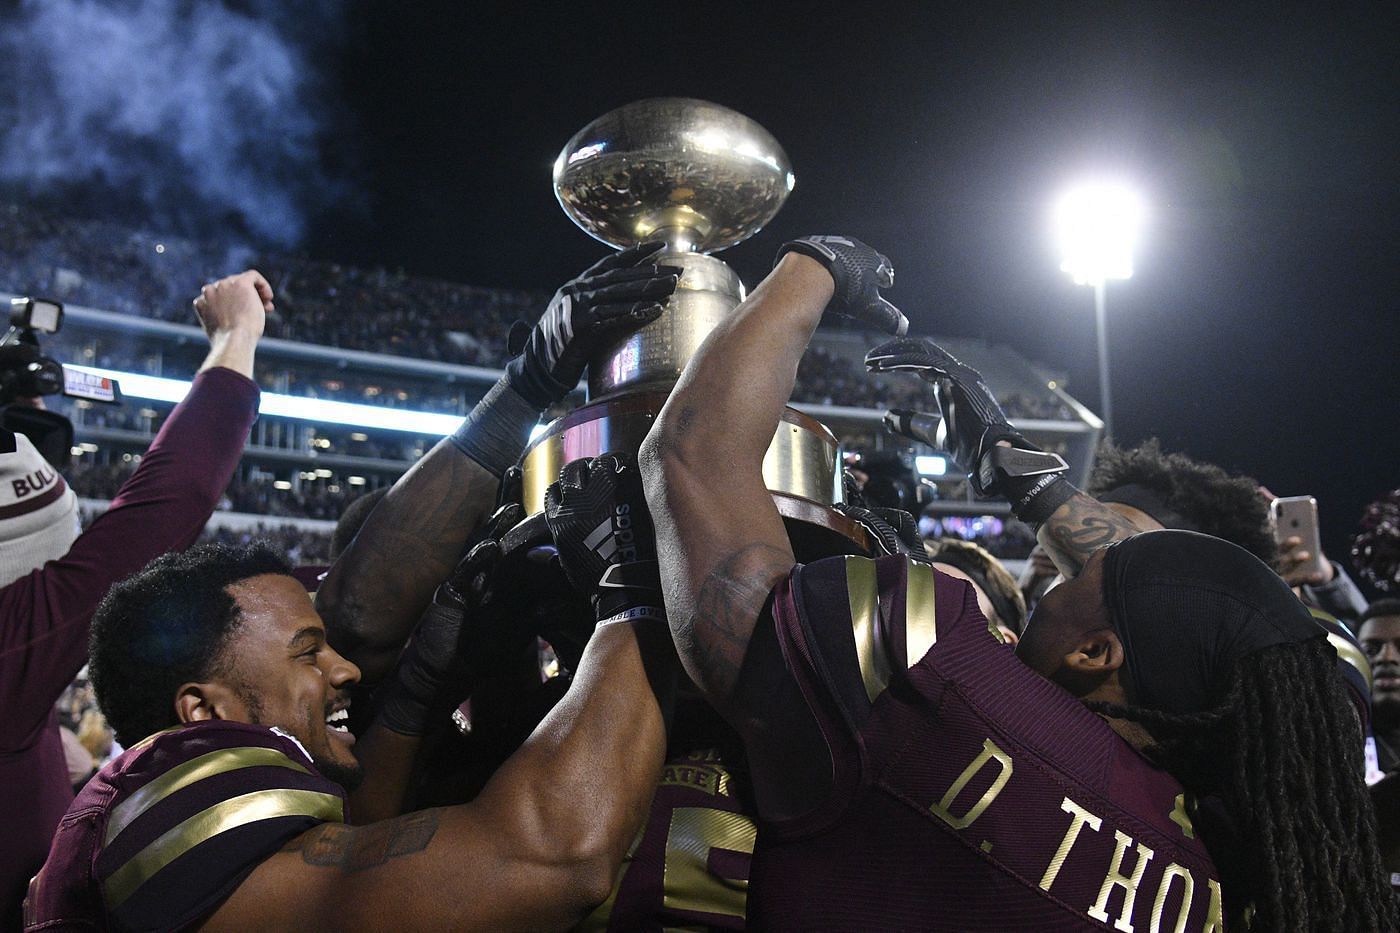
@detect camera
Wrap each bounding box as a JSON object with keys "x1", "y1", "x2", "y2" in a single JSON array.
[
  {"x1": 844, "y1": 449, "x2": 935, "y2": 513},
  {"x1": 2, "y1": 297, "x2": 122, "y2": 467}
]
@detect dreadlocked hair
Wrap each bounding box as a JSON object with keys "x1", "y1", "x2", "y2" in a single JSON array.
[{"x1": 1087, "y1": 638, "x2": 1397, "y2": 933}]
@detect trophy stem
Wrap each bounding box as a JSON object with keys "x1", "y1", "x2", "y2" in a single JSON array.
[{"x1": 652, "y1": 227, "x2": 701, "y2": 254}]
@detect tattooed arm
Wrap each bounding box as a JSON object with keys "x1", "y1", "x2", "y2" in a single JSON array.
[
  {"x1": 641, "y1": 254, "x2": 833, "y2": 710},
  {"x1": 640, "y1": 255, "x2": 850, "y2": 822},
  {"x1": 201, "y1": 622, "x2": 673, "y2": 931},
  {"x1": 1035, "y1": 489, "x2": 1144, "y2": 578},
  {"x1": 319, "y1": 246, "x2": 679, "y2": 685}
]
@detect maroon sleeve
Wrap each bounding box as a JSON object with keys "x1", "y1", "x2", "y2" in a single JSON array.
[{"x1": 0, "y1": 367, "x2": 259, "y2": 745}]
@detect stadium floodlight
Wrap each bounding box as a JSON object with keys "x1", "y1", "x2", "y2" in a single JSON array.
[
  {"x1": 1054, "y1": 182, "x2": 1143, "y2": 286},
  {"x1": 1053, "y1": 180, "x2": 1145, "y2": 442},
  {"x1": 67, "y1": 365, "x2": 473, "y2": 437}
]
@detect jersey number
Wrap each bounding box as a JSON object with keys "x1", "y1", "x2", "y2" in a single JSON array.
[{"x1": 661, "y1": 806, "x2": 757, "y2": 920}]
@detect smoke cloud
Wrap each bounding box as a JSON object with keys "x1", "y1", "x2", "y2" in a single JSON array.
[{"x1": 0, "y1": 0, "x2": 360, "y2": 248}]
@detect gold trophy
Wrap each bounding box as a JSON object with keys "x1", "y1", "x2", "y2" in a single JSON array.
[{"x1": 516, "y1": 97, "x2": 867, "y2": 555}]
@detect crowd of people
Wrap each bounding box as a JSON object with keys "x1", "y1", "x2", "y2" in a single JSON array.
[
  {"x1": 67, "y1": 457, "x2": 389, "y2": 523},
  {"x1": 4, "y1": 200, "x2": 544, "y2": 368},
  {"x1": 5, "y1": 236, "x2": 1399, "y2": 933},
  {"x1": 16, "y1": 200, "x2": 1077, "y2": 421}
]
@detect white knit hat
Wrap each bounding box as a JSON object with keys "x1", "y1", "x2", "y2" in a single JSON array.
[{"x1": 0, "y1": 432, "x2": 80, "y2": 588}]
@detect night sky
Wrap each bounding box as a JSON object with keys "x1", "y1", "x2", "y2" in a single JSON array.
[
  {"x1": 320, "y1": 1, "x2": 1399, "y2": 572},
  {"x1": 6, "y1": 1, "x2": 1398, "y2": 573}
]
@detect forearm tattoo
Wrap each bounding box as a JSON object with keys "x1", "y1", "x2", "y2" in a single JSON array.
[
  {"x1": 283, "y1": 810, "x2": 440, "y2": 872},
  {"x1": 681, "y1": 542, "x2": 793, "y2": 694},
  {"x1": 1041, "y1": 493, "x2": 1141, "y2": 575}
]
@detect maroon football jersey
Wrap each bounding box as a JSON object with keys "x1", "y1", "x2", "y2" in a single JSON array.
[
  {"x1": 24, "y1": 720, "x2": 344, "y2": 931},
  {"x1": 580, "y1": 746, "x2": 756, "y2": 932},
  {"x1": 750, "y1": 554, "x2": 1223, "y2": 932}
]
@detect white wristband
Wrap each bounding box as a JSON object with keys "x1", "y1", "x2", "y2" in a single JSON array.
[{"x1": 596, "y1": 606, "x2": 668, "y2": 627}]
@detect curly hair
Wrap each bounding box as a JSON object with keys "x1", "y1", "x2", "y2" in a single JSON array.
[
  {"x1": 1088, "y1": 439, "x2": 1277, "y2": 565},
  {"x1": 1362, "y1": 598, "x2": 1400, "y2": 623},
  {"x1": 1089, "y1": 639, "x2": 1396, "y2": 932},
  {"x1": 88, "y1": 542, "x2": 292, "y2": 746},
  {"x1": 925, "y1": 537, "x2": 1027, "y2": 635}
]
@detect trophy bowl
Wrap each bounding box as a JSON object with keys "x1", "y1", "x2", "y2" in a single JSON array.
[
  {"x1": 508, "y1": 98, "x2": 871, "y2": 609},
  {"x1": 553, "y1": 97, "x2": 794, "y2": 255}
]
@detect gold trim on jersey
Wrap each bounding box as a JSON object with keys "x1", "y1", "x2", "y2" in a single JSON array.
[
  {"x1": 121, "y1": 725, "x2": 183, "y2": 759},
  {"x1": 105, "y1": 746, "x2": 312, "y2": 846},
  {"x1": 1169, "y1": 793, "x2": 1196, "y2": 840},
  {"x1": 1309, "y1": 607, "x2": 1373, "y2": 693},
  {"x1": 845, "y1": 556, "x2": 892, "y2": 702},
  {"x1": 662, "y1": 807, "x2": 757, "y2": 919},
  {"x1": 103, "y1": 788, "x2": 343, "y2": 909},
  {"x1": 904, "y1": 557, "x2": 939, "y2": 668}
]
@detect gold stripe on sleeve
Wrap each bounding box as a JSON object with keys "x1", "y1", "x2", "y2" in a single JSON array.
[
  {"x1": 1310, "y1": 607, "x2": 1374, "y2": 693},
  {"x1": 103, "y1": 788, "x2": 344, "y2": 910},
  {"x1": 105, "y1": 746, "x2": 311, "y2": 847},
  {"x1": 904, "y1": 557, "x2": 938, "y2": 669},
  {"x1": 121, "y1": 726, "x2": 183, "y2": 759},
  {"x1": 846, "y1": 556, "x2": 892, "y2": 703},
  {"x1": 1328, "y1": 632, "x2": 1373, "y2": 694}
]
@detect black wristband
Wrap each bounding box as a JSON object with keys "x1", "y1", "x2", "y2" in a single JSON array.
[
  {"x1": 504, "y1": 350, "x2": 573, "y2": 411},
  {"x1": 1001, "y1": 472, "x2": 1080, "y2": 528},
  {"x1": 594, "y1": 559, "x2": 665, "y2": 623},
  {"x1": 449, "y1": 377, "x2": 543, "y2": 478}
]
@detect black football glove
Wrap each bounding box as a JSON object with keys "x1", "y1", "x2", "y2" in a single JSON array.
[
  {"x1": 837, "y1": 502, "x2": 928, "y2": 560},
  {"x1": 507, "y1": 242, "x2": 681, "y2": 408},
  {"x1": 867, "y1": 337, "x2": 1073, "y2": 525},
  {"x1": 378, "y1": 503, "x2": 526, "y2": 736},
  {"x1": 775, "y1": 235, "x2": 909, "y2": 335},
  {"x1": 452, "y1": 246, "x2": 679, "y2": 476},
  {"x1": 867, "y1": 337, "x2": 1026, "y2": 487},
  {"x1": 544, "y1": 452, "x2": 665, "y2": 627}
]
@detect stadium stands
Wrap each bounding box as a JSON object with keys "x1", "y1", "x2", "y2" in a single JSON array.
[{"x1": 5, "y1": 201, "x2": 1103, "y2": 561}]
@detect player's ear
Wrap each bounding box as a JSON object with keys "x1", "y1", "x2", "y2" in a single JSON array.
[
  {"x1": 1063, "y1": 627, "x2": 1124, "y2": 677},
  {"x1": 174, "y1": 683, "x2": 235, "y2": 725}
]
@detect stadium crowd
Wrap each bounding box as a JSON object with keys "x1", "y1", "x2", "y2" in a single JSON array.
[
  {"x1": 3, "y1": 232, "x2": 1398, "y2": 933},
  {"x1": 67, "y1": 458, "x2": 390, "y2": 524},
  {"x1": 16, "y1": 201, "x2": 1074, "y2": 421},
  {"x1": 4, "y1": 201, "x2": 544, "y2": 368}
]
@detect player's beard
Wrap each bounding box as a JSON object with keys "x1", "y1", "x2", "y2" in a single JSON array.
[
  {"x1": 234, "y1": 683, "x2": 366, "y2": 791},
  {"x1": 313, "y1": 755, "x2": 366, "y2": 792}
]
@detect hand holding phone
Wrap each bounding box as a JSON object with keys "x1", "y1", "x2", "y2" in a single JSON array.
[{"x1": 1270, "y1": 495, "x2": 1331, "y2": 585}]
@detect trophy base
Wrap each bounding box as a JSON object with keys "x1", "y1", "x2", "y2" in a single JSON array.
[
  {"x1": 587, "y1": 252, "x2": 745, "y2": 399},
  {"x1": 518, "y1": 391, "x2": 867, "y2": 554}
]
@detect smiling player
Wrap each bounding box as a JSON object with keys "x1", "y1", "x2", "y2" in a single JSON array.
[{"x1": 25, "y1": 509, "x2": 675, "y2": 931}]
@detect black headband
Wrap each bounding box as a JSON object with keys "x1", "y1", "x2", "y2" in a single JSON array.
[
  {"x1": 1096, "y1": 483, "x2": 1202, "y2": 533},
  {"x1": 1103, "y1": 530, "x2": 1325, "y2": 716}
]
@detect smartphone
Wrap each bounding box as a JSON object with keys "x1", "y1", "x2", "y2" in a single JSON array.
[{"x1": 1270, "y1": 495, "x2": 1325, "y2": 580}]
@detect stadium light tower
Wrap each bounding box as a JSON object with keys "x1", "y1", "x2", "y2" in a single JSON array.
[{"x1": 1054, "y1": 181, "x2": 1143, "y2": 443}]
